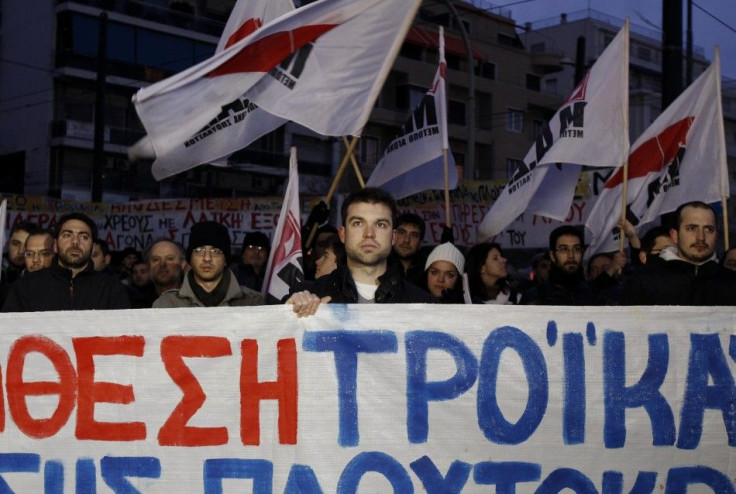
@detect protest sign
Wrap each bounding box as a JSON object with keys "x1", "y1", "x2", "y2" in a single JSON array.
[{"x1": 0, "y1": 305, "x2": 733, "y2": 492}]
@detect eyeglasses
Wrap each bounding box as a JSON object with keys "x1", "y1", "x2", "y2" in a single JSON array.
[
  {"x1": 24, "y1": 250, "x2": 54, "y2": 259},
  {"x1": 245, "y1": 245, "x2": 265, "y2": 252},
  {"x1": 192, "y1": 247, "x2": 224, "y2": 257},
  {"x1": 555, "y1": 245, "x2": 583, "y2": 255}
]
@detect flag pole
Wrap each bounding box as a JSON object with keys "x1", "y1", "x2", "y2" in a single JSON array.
[
  {"x1": 618, "y1": 161, "x2": 628, "y2": 252},
  {"x1": 618, "y1": 18, "x2": 631, "y2": 253},
  {"x1": 343, "y1": 136, "x2": 366, "y2": 188},
  {"x1": 306, "y1": 136, "x2": 362, "y2": 248},
  {"x1": 723, "y1": 196, "x2": 730, "y2": 251},
  {"x1": 443, "y1": 148, "x2": 452, "y2": 227}
]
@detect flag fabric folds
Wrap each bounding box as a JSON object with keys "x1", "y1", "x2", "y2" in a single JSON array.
[
  {"x1": 477, "y1": 20, "x2": 630, "y2": 240},
  {"x1": 366, "y1": 26, "x2": 457, "y2": 199},
  {"x1": 132, "y1": 0, "x2": 420, "y2": 180},
  {"x1": 128, "y1": 0, "x2": 294, "y2": 180},
  {"x1": 585, "y1": 51, "x2": 728, "y2": 256},
  {"x1": 262, "y1": 148, "x2": 304, "y2": 304}
]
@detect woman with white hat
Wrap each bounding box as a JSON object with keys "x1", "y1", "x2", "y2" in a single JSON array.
[{"x1": 422, "y1": 242, "x2": 467, "y2": 303}]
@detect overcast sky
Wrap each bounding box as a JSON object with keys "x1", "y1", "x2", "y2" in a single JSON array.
[{"x1": 501, "y1": 0, "x2": 736, "y2": 80}]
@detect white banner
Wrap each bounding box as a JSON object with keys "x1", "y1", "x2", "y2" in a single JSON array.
[{"x1": 0, "y1": 305, "x2": 733, "y2": 492}]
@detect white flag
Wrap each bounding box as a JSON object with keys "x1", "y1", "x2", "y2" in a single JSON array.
[
  {"x1": 366, "y1": 27, "x2": 457, "y2": 199},
  {"x1": 262, "y1": 148, "x2": 303, "y2": 304},
  {"x1": 128, "y1": 0, "x2": 294, "y2": 180},
  {"x1": 585, "y1": 51, "x2": 728, "y2": 255},
  {"x1": 478, "y1": 20, "x2": 630, "y2": 240},
  {"x1": 132, "y1": 0, "x2": 420, "y2": 178},
  {"x1": 0, "y1": 199, "x2": 6, "y2": 283}
]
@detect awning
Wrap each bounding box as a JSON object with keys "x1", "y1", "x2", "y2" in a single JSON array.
[{"x1": 405, "y1": 26, "x2": 487, "y2": 62}]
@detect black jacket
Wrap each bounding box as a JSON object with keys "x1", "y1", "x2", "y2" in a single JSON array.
[
  {"x1": 292, "y1": 263, "x2": 437, "y2": 304},
  {"x1": 520, "y1": 265, "x2": 600, "y2": 305},
  {"x1": 2, "y1": 259, "x2": 131, "y2": 312},
  {"x1": 621, "y1": 255, "x2": 736, "y2": 305}
]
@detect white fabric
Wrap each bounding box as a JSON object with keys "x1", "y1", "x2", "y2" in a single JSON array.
[
  {"x1": 132, "y1": 0, "x2": 421, "y2": 173},
  {"x1": 0, "y1": 305, "x2": 733, "y2": 492},
  {"x1": 355, "y1": 281, "x2": 377, "y2": 301},
  {"x1": 262, "y1": 147, "x2": 303, "y2": 303},
  {"x1": 366, "y1": 26, "x2": 458, "y2": 199},
  {"x1": 585, "y1": 52, "x2": 728, "y2": 256},
  {"x1": 478, "y1": 21, "x2": 629, "y2": 240},
  {"x1": 129, "y1": 0, "x2": 293, "y2": 180}
]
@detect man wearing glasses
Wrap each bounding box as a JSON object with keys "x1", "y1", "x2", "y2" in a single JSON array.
[
  {"x1": 2, "y1": 213, "x2": 130, "y2": 312},
  {"x1": 23, "y1": 229, "x2": 55, "y2": 273},
  {"x1": 153, "y1": 221, "x2": 263, "y2": 307},
  {"x1": 521, "y1": 225, "x2": 600, "y2": 305}
]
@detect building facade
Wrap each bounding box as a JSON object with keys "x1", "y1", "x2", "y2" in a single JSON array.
[{"x1": 0, "y1": 0, "x2": 565, "y2": 200}]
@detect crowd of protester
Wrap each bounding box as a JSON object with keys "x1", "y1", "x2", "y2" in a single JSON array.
[{"x1": 2, "y1": 187, "x2": 736, "y2": 313}]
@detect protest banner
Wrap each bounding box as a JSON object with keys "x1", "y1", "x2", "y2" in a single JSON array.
[
  {"x1": 0, "y1": 304, "x2": 733, "y2": 492},
  {"x1": 0, "y1": 171, "x2": 616, "y2": 253}
]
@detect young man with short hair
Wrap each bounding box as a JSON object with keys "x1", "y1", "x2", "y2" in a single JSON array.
[
  {"x1": 622, "y1": 201, "x2": 736, "y2": 305},
  {"x1": 287, "y1": 188, "x2": 435, "y2": 317}
]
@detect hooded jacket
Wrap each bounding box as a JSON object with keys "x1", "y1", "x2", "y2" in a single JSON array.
[{"x1": 621, "y1": 246, "x2": 736, "y2": 305}]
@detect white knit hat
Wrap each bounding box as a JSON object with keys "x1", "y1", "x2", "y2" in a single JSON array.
[{"x1": 425, "y1": 242, "x2": 465, "y2": 273}]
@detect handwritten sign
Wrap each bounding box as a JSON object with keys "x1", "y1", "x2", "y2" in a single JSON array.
[{"x1": 0, "y1": 305, "x2": 733, "y2": 492}]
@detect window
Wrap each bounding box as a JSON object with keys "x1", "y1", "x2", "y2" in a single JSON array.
[
  {"x1": 395, "y1": 84, "x2": 426, "y2": 110},
  {"x1": 506, "y1": 159, "x2": 524, "y2": 179},
  {"x1": 477, "y1": 91, "x2": 493, "y2": 131},
  {"x1": 526, "y1": 74, "x2": 541, "y2": 92},
  {"x1": 446, "y1": 54, "x2": 462, "y2": 71},
  {"x1": 636, "y1": 45, "x2": 652, "y2": 62},
  {"x1": 359, "y1": 136, "x2": 380, "y2": 165},
  {"x1": 545, "y1": 77, "x2": 558, "y2": 94},
  {"x1": 506, "y1": 109, "x2": 524, "y2": 133},
  {"x1": 533, "y1": 119, "x2": 545, "y2": 139},
  {"x1": 448, "y1": 100, "x2": 466, "y2": 126},
  {"x1": 530, "y1": 42, "x2": 546, "y2": 54},
  {"x1": 400, "y1": 43, "x2": 423, "y2": 61},
  {"x1": 475, "y1": 61, "x2": 496, "y2": 80},
  {"x1": 498, "y1": 33, "x2": 523, "y2": 49}
]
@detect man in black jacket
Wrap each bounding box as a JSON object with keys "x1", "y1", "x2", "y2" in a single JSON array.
[
  {"x1": 287, "y1": 188, "x2": 435, "y2": 317},
  {"x1": 621, "y1": 201, "x2": 736, "y2": 305},
  {"x1": 2, "y1": 213, "x2": 130, "y2": 312}
]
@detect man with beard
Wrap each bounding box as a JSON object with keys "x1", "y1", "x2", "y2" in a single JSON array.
[
  {"x1": 520, "y1": 225, "x2": 601, "y2": 305},
  {"x1": 0, "y1": 221, "x2": 36, "y2": 306},
  {"x1": 391, "y1": 213, "x2": 426, "y2": 285},
  {"x1": 287, "y1": 187, "x2": 435, "y2": 317},
  {"x1": 622, "y1": 201, "x2": 736, "y2": 305},
  {"x1": 23, "y1": 229, "x2": 55, "y2": 273},
  {"x1": 2, "y1": 213, "x2": 130, "y2": 312},
  {"x1": 153, "y1": 221, "x2": 263, "y2": 307}
]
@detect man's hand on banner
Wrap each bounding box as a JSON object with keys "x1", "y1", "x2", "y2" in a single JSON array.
[{"x1": 286, "y1": 290, "x2": 332, "y2": 318}]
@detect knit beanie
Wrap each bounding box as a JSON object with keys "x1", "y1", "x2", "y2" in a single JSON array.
[
  {"x1": 187, "y1": 221, "x2": 231, "y2": 261},
  {"x1": 425, "y1": 242, "x2": 465, "y2": 274},
  {"x1": 242, "y1": 231, "x2": 270, "y2": 251}
]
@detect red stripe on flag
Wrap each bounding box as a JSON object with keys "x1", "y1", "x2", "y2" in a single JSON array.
[
  {"x1": 605, "y1": 117, "x2": 694, "y2": 189},
  {"x1": 207, "y1": 24, "x2": 337, "y2": 77},
  {"x1": 224, "y1": 18, "x2": 263, "y2": 50}
]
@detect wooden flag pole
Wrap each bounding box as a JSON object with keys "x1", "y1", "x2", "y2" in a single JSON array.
[
  {"x1": 443, "y1": 148, "x2": 452, "y2": 228},
  {"x1": 343, "y1": 136, "x2": 366, "y2": 188},
  {"x1": 306, "y1": 136, "x2": 362, "y2": 248},
  {"x1": 618, "y1": 160, "x2": 629, "y2": 252},
  {"x1": 722, "y1": 196, "x2": 730, "y2": 251}
]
